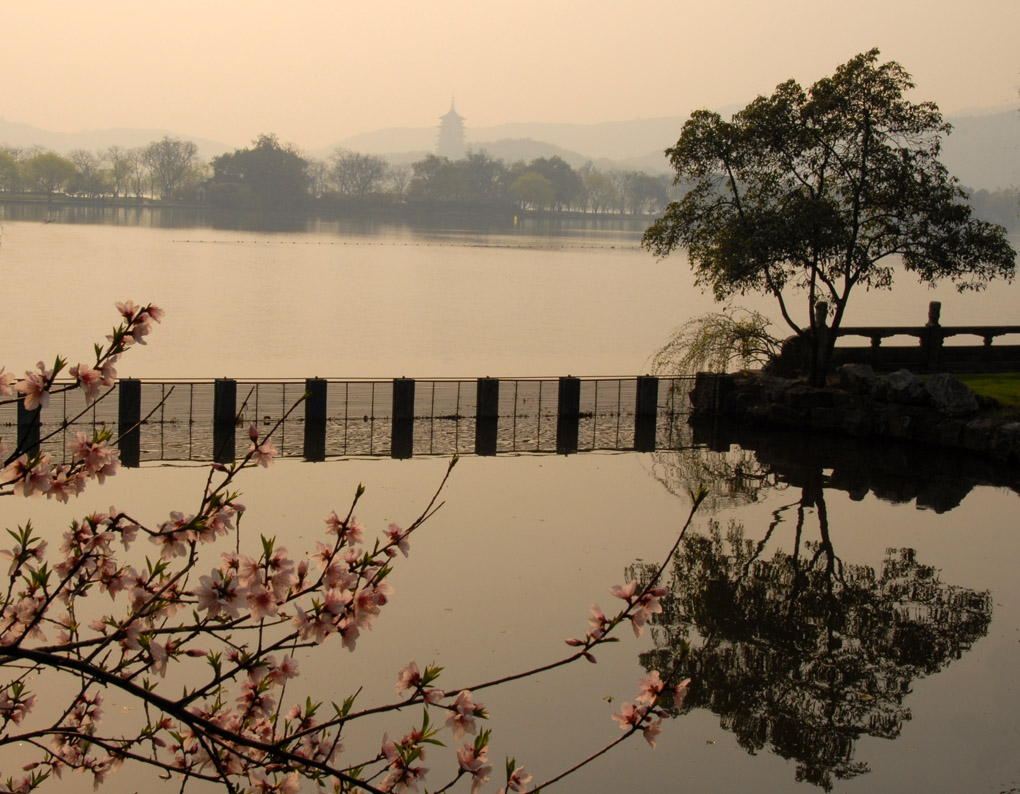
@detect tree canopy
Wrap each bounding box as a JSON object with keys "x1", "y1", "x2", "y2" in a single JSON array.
[
  {"x1": 643, "y1": 49, "x2": 1017, "y2": 380},
  {"x1": 211, "y1": 133, "x2": 310, "y2": 210}
]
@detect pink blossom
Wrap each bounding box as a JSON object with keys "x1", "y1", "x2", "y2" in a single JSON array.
[
  {"x1": 673, "y1": 678, "x2": 691, "y2": 710},
  {"x1": 15, "y1": 362, "x2": 52, "y2": 411},
  {"x1": 629, "y1": 586, "x2": 667, "y2": 636},
  {"x1": 99, "y1": 355, "x2": 119, "y2": 386},
  {"x1": 609, "y1": 579, "x2": 639, "y2": 602},
  {"x1": 337, "y1": 615, "x2": 360, "y2": 651},
  {"x1": 641, "y1": 716, "x2": 663, "y2": 748},
  {"x1": 499, "y1": 765, "x2": 533, "y2": 794},
  {"x1": 636, "y1": 670, "x2": 665, "y2": 705},
  {"x1": 70, "y1": 431, "x2": 120, "y2": 483},
  {"x1": 9, "y1": 454, "x2": 53, "y2": 498},
  {"x1": 266, "y1": 547, "x2": 297, "y2": 598},
  {"x1": 116, "y1": 300, "x2": 141, "y2": 320},
  {"x1": 424, "y1": 688, "x2": 444, "y2": 705},
  {"x1": 384, "y1": 523, "x2": 409, "y2": 557},
  {"x1": 326, "y1": 512, "x2": 366, "y2": 544},
  {"x1": 395, "y1": 661, "x2": 421, "y2": 694},
  {"x1": 612, "y1": 701, "x2": 646, "y2": 729},
  {"x1": 456, "y1": 742, "x2": 492, "y2": 794},
  {"x1": 0, "y1": 367, "x2": 14, "y2": 396},
  {"x1": 46, "y1": 465, "x2": 84, "y2": 503},
  {"x1": 194, "y1": 570, "x2": 244, "y2": 619},
  {"x1": 446, "y1": 690, "x2": 484, "y2": 739},
  {"x1": 149, "y1": 640, "x2": 169, "y2": 676},
  {"x1": 0, "y1": 686, "x2": 36, "y2": 725},
  {"x1": 70, "y1": 363, "x2": 104, "y2": 404},
  {"x1": 587, "y1": 603, "x2": 609, "y2": 640},
  {"x1": 245, "y1": 583, "x2": 278, "y2": 621},
  {"x1": 267, "y1": 655, "x2": 299, "y2": 686},
  {"x1": 250, "y1": 439, "x2": 278, "y2": 467}
]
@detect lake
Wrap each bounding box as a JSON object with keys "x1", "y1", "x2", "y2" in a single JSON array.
[
  {"x1": 1, "y1": 212, "x2": 1019, "y2": 793},
  {"x1": 2, "y1": 213, "x2": 1018, "y2": 380}
]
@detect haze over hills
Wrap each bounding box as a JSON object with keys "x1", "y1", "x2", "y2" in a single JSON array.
[
  {"x1": 0, "y1": 117, "x2": 231, "y2": 161},
  {"x1": 334, "y1": 107, "x2": 1020, "y2": 191},
  {"x1": 1, "y1": 105, "x2": 1017, "y2": 191}
]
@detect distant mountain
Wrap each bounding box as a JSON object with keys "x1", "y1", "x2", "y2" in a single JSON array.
[{"x1": 0, "y1": 117, "x2": 231, "y2": 160}]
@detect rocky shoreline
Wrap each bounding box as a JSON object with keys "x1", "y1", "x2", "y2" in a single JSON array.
[{"x1": 689, "y1": 365, "x2": 1020, "y2": 464}]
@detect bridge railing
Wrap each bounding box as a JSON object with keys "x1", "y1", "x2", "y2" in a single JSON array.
[{"x1": 2, "y1": 376, "x2": 695, "y2": 465}]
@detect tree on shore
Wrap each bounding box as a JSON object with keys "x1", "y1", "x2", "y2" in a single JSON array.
[
  {"x1": 143, "y1": 136, "x2": 201, "y2": 201},
  {"x1": 22, "y1": 152, "x2": 77, "y2": 196},
  {"x1": 330, "y1": 149, "x2": 388, "y2": 199},
  {"x1": 0, "y1": 151, "x2": 19, "y2": 192},
  {"x1": 643, "y1": 49, "x2": 1017, "y2": 383},
  {"x1": 509, "y1": 171, "x2": 556, "y2": 210},
  {"x1": 210, "y1": 134, "x2": 310, "y2": 210}
]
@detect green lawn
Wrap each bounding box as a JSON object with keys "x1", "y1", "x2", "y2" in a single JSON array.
[{"x1": 956, "y1": 373, "x2": 1020, "y2": 408}]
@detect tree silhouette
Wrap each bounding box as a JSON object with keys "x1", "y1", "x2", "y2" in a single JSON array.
[{"x1": 633, "y1": 486, "x2": 992, "y2": 790}]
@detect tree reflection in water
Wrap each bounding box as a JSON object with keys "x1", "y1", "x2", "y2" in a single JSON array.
[{"x1": 634, "y1": 468, "x2": 993, "y2": 790}]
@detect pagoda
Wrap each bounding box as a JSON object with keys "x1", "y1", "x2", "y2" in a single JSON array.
[{"x1": 436, "y1": 100, "x2": 466, "y2": 160}]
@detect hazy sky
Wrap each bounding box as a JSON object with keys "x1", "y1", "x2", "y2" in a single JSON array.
[{"x1": 3, "y1": 0, "x2": 1017, "y2": 151}]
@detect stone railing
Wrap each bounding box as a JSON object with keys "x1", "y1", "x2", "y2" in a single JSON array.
[{"x1": 829, "y1": 301, "x2": 1020, "y2": 372}]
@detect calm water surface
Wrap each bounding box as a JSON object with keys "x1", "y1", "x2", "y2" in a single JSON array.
[
  {"x1": 2, "y1": 217, "x2": 1018, "y2": 379},
  {"x1": 2, "y1": 450, "x2": 1017, "y2": 794},
  {"x1": 1, "y1": 215, "x2": 1019, "y2": 793}
]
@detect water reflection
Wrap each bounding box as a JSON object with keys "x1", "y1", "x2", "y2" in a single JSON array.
[
  {"x1": 0, "y1": 200, "x2": 650, "y2": 239},
  {"x1": 647, "y1": 418, "x2": 1020, "y2": 513},
  {"x1": 635, "y1": 433, "x2": 1002, "y2": 790}
]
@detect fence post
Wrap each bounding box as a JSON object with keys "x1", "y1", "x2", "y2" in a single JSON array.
[
  {"x1": 556, "y1": 376, "x2": 580, "y2": 455},
  {"x1": 304, "y1": 378, "x2": 327, "y2": 462},
  {"x1": 922, "y1": 300, "x2": 942, "y2": 370},
  {"x1": 634, "y1": 376, "x2": 658, "y2": 452},
  {"x1": 118, "y1": 378, "x2": 142, "y2": 467},
  {"x1": 213, "y1": 378, "x2": 237, "y2": 463},
  {"x1": 16, "y1": 401, "x2": 40, "y2": 458},
  {"x1": 475, "y1": 378, "x2": 499, "y2": 456},
  {"x1": 391, "y1": 378, "x2": 415, "y2": 459}
]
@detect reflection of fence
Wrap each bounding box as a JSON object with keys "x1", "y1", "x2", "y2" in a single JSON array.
[
  {"x1": 2, "y1": 376, "x2": 695, "y2": 465},
  {"x1": 831, "y1": 301, "x2": 1020, "y2": 372}
]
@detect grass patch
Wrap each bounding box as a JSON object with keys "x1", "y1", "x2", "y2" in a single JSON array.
[{"x1": 955, "y1": 373, "x2": 1020, "y2": 408}]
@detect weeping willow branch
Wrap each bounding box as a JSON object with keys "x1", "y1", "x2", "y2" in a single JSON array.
[{"x1": 648, "y1": 307, "x2": 780, "y2": 378}]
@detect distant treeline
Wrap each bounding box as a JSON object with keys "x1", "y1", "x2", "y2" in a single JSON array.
[
  {"x1": 0, "y1": 132, "x2": 677, "y2": 217},
  {"x1": 1, "y1": 132, "x2": 1017, "y2": 228}
]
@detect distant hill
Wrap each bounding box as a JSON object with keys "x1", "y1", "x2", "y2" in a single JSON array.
[{"x1": 0, "y1": 117, "x2": 230, "y2": 160}]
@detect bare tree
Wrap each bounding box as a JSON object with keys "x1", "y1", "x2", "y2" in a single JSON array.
[
  {"x1": 305, "y1": 157, "x2": 330, "y2": 198},
  {"x1": 68, "y1": 149, "x2": 109, "y2": 198},
  {"x1": 330, "y1": 148, "x2": 388, "y2": 199},
  {"x1": 105, "y1": 145, "x2": 135, "y2": 198},
  {"x1": 142, "y1": 136, "x2": 199, "y2": 200},
  {"x1": 386, "y1": 163, "x2": 411, "y2": 196}
]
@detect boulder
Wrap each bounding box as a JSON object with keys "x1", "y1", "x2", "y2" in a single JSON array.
[
  {"x1": 828, "y1": 363, "x2": 877, "y2": 393},
  {"x1": 877, "y1": 369, "x2": 927, "y2": 405},
  {"x1": 924, "y1": 373, "x2": 979, "y2": 416}
]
